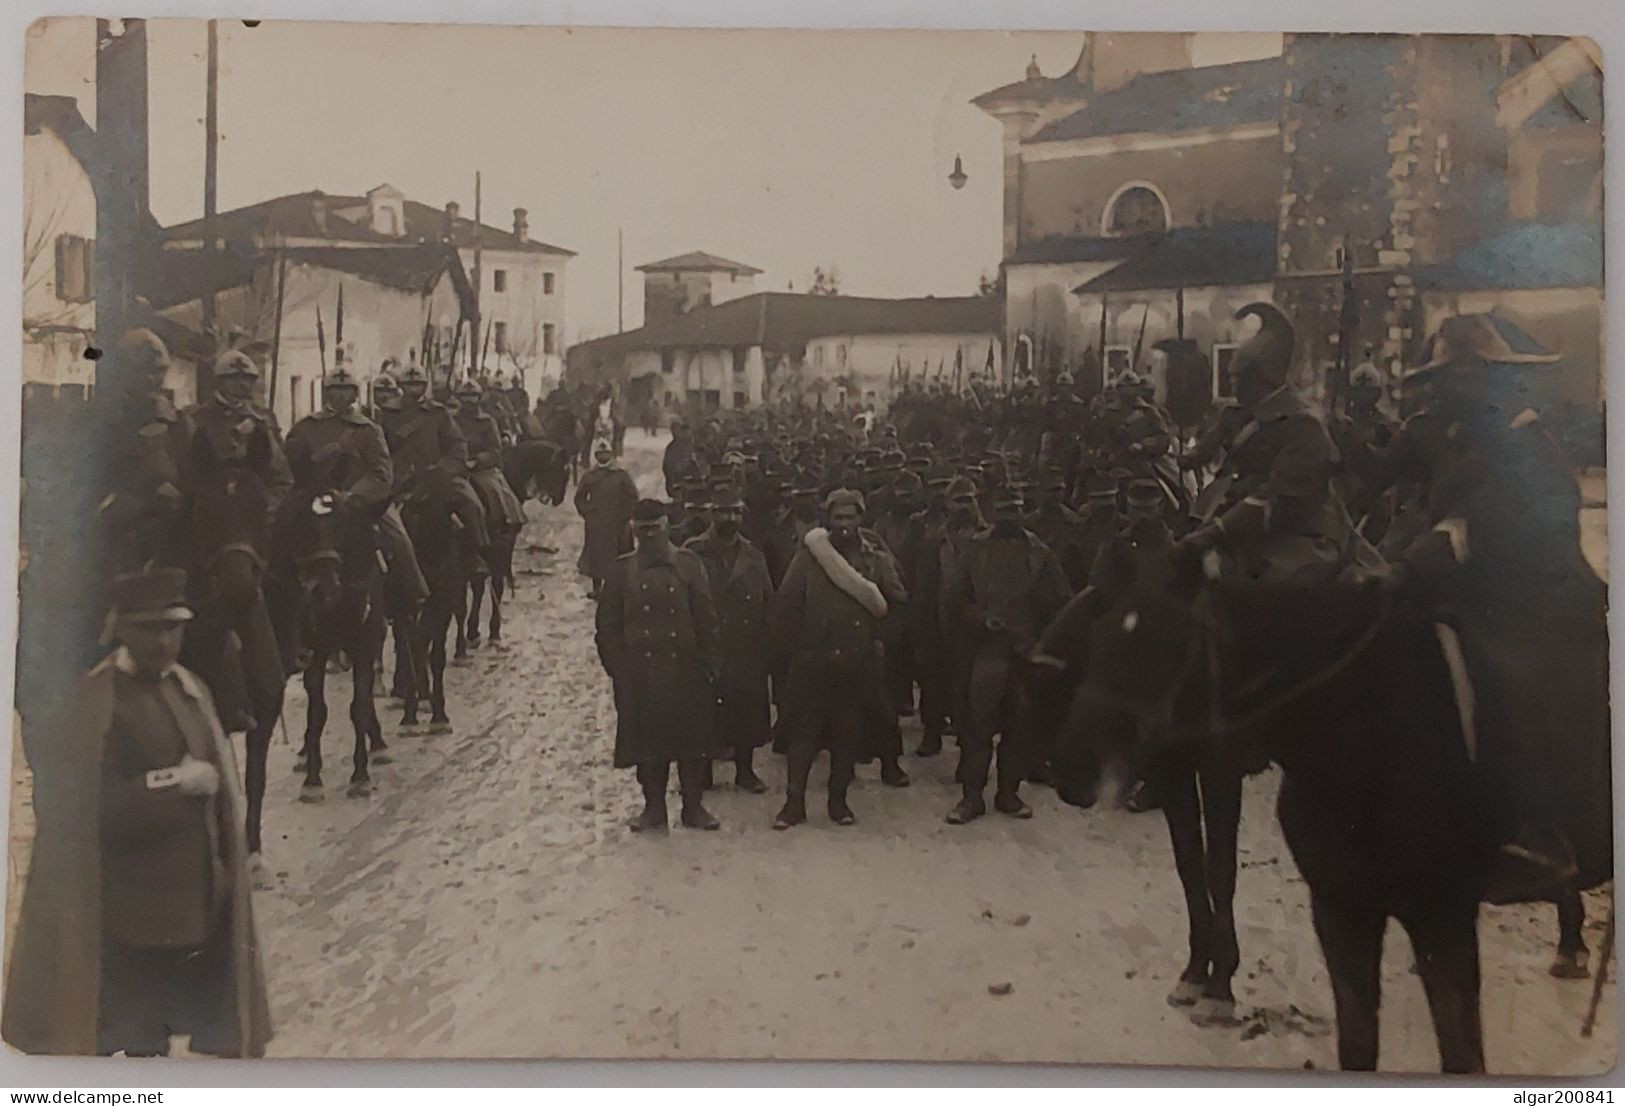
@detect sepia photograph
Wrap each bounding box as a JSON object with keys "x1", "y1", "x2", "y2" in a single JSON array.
[{"x1": 3, "y1": 8, "x2": 1616, "y2": 1081}]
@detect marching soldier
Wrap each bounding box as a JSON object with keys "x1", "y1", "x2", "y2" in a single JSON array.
[
  {"x1": 769, "y1": 489, "x2": 908, "y2": 830},
  {"x1": 377, "y1": 364, "x2": 494, "y2": 579},
  {"x1": 944, "y1": 486, "x2": 1072, "y2": 823},
  {"x1": 1025, "y1": 468, "x2": 1088, "y2": 589},
  {"x1": 685, "y1": 489, "x2": 773, "y2": 794},
  {"x1": 574, "y1": 439, "x2": 639, "y2": 598},
  {"x1": 596, "y1": 499, "x2": 723, "y2": 832},
  {"x1": 284, "y1": 367, "x2": 428, "y2": 609}
]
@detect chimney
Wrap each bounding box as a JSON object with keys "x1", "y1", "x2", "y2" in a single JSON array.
[
  {"x1": 444, "y1": 201, "x2": 460, "y2": 241},
  {"x1": 513, "y1": 207, "x2": 529, "y2": 243}
]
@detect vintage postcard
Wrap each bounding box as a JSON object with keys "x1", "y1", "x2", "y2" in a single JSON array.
[{"x1": 8, "y1": 18, "x2": 1613, "y2": 1077}]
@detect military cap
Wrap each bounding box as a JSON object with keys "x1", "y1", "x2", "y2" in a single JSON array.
[
  {"x1": 593, "y1": 438, "x2": 614, "y2": 455},
  {"x1": 945, "y1": 476, "x2": 979, "y2": 500},
  {"x1": 891, "y1": 471, "x2": 925, "y2": 497},
  {"x1": 925, "y1": 465, "x2": 956, "y2": 488},
  {"x1": 823, "y1": 487, "x2": 866, "y2": 513},
  {"x1": 325, "y1": 365, "x2": 359, "y2": 389},
  {"x1": 113, "y1": 566, "x2": 194, "y2": 624},
  {"x1": 991, "y1": 486, "x2": 1025, "y2": 509},
  {"x1": 710, "y1": 489, "x2": 745, "y2": 511},
  {"x1": 1037, "y1": 469, "x2": 1068, "y2": 492},
  {"x1": 215, "y1": 349, "x2": 260, "y2": 379},
  {"x1": 684, "y1": 487, "x2": 713, "y2": 508},
  {"x1": 1055, "y1": 370, "x2": 1076, "y2": 386},
  {"x1": 906, "y1": 451, "x2": 933, "y2": 468},
  {"x1": 1350, "y1": 362, "x2": 1385, "y2": 389},
  {"x1": 116, "y1": 328, "x2": 171, "y2": 374},
  {"x1": 1125, "y1": 478, "x2": 1164, "y2": 507},
  {"x1": 792, "y1": 474, "x2": 822, "y2": 496},
  {"x1": 631, "y1": 498, "x2": 668, "y2": 523},
  {"x1": 1083, "y1": 471, "x2": 1120, "y2": 499},
  {"x1": 455, "y1": 376, "x2": 482, "y2": 395},
  {"x1": 373, "y1": 372, "x2": 399, "y2": 391}
]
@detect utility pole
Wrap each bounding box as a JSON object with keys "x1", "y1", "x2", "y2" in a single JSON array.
[
  {"x1": 470, "y1": 172, "x2": 482, "y2": 379},
  {"x1": 202, "y1": 19, "x2": 220, "y2": 331},
  {"x1": 617, "y1": 226, "x2": 624, "y2": 333}
]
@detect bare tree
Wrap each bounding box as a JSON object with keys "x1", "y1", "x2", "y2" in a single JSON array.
[{"x1": 21, "y1": 179, "x2": 83, "y2": 331}]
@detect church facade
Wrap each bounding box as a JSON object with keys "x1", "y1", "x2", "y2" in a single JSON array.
[{"x1": 975, "y1": 32, "x2": 1603, "y2": 409}]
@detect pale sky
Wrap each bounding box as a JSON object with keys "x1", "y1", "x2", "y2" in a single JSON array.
[{"x1": 25, "y1": 19, "x2": 1280, "y2": 342}]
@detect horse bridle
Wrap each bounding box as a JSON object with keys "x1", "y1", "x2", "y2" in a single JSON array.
[{"x1": 1069, "y1": 582, "x2": 1394, "y2": 744}]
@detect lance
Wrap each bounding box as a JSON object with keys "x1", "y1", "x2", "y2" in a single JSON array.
[
  {"x1": 447, "y1": 319, "x2": 465, "y2": 386},
  {"x1": 1176, "y1": 284, "x2": 1186, "y2": 340},
  {"x1": 334, "y1": 282, "x2": 345, "y2": 369},
  {"x1": 1131, "y1": 303, "x2": 1150, "y2": 371},
  {"x1": 1098, "y1": 290, "x2": 1109, "y2": 359},
  {"x1": 480, "y1": 318, "x2": 493, "y2": 380},
  {"x1": 316, "y1": 304, "x2": 328, "y2": 384}
]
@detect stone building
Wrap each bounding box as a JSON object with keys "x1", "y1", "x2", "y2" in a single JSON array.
[
  {"x1": 636, "y1": 251, "x2": 763, "y2": 320},
  {"x1": 974, "y1": 32, "x2": 1603, "y2": 407},
  {"x1": 161, "y1": 185, "x2": 575, "y2": 398},
  {"x1": 566, "y1": 292, "x2": 999, "y2": 415}
]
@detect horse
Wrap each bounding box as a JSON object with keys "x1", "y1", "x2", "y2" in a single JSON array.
[
  {"x1": 282, "y1": 490, "x2": 389, "y2": 800},
  {"x1": 183, "y1": 468, "x2": 288, "y2": 857},
  {"x1": 540, "y1": 402, "x2": 585, "y2": 484},
  {"x1": 398, "y1": 468, "x2": 467, "y2": 734},
  {"x1": 504, "y1": 438, "x2": 570, "y2": 509},
  {"x1": 1061, "y1": 560, "x2": 1612, "y2": 1072}
]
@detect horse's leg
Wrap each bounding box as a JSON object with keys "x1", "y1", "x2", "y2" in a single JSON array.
[
  {"x1": 490, "y1": 572, "x2": 504, "y2": 644},
  {"x1": 1551, "y1": 891, "x2": 1590, "y2": 978},
  {"x1": 300, "y1": 657, "x2": 328, "y2": 800},
  {"x1": 1399, "y1": 904, "x2": 1486, "y2": 1074},
  {"x1": 429, "y1": 611, "x2": 451, "y2": 729},
  {"x1": 390, "y1": 620, "x2": 411, "y2": 700},
  {"x1": 1192, "y1": 763, "x2": 1244, "y2": 1025},
  {"x1": 468, "y1": 576, "x2": 486, "y2": 648},
  {"x1": 244, "y1": 716, "x2": 272, "y2": 855},
  {"x1": 1161, "y1": 762, "x2": 1213, "y2": 1007},
  {"x1": 401, "y1": 617, "x2": 426, "y2": 729},
  {"x1": 454, "y1": 588, "x2": 470, "y2": 660},
  {"x1": 347, "y1": 646, "x2": 374, "y2": 797},
  {"x1": 1310, "y1": 893, "x2": 1385, "y2": 1072}
]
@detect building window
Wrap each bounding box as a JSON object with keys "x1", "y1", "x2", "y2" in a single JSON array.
[
  {"x1": 289, "y1": 376, "x2": 303, "y2": 421},
  {"x1": 731, "y1": 347, "x2": 748, "y2": 375},
  {"x1": 1212, "y1": 344, "x2": 1239, "y2": 398},
  {"x1": 542, "y1": 323, "x2": 557, "y2": 355},
  {"x1": 54, "y1": 234, "x2": 94, "y2": 303},
  {"x1": 493, "y1": 269, "x2": 507, "y2": 293},
  {"x1": 661, "y1": 349, "x2": 676, "y2": 374},
  {"x1": 813, "y1": 346, "x2": 824, "y2": 368},
  {"x1": 1104, "y1": 345, "x2": 1133, "y2": 384},
  {"x1": 382, "y1": 208, "x2": 400, "y2": 236},
  {"x1": 1103, "y1": 184, "x2": 1169, "y2": 236},
  {"x1": 733, "y1": 390, "x2": 748, "y2": 409},
  {"x1": 494, "y1": 321, "x2": 508, "y2": 354},
  {"x1": 837, "y1": 345, "x2": 847, "y2": 369},
  {"x1": 543, "y1": 272, "x2": 555, "y2": 295}
]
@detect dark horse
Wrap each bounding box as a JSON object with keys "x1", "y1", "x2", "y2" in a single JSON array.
[
  {"x1": 1059, "y1": 563, "x2": 1612, "y2": 1072},
  {"x1": 184, "y1": 468, "x2": 288, "y2": 857},
  {"x1": 398, "y1": 468, "x2": 468, "y2": 734},
  {"x1": 282, "y1": 491, "x2": 390, "y2": 799},
  {"x1": 462, "y1": 440, "x2": 567, "y2": 650}
]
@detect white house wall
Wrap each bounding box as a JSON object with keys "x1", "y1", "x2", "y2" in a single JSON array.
[
  {"x1": 803, "y1": 332, "x2": 1004, "y2": 404},
  {"x1": 22, "y1": 128, "x2": 98, "y2": 390},
  {"x1": 1071, "y1": 282, "x2": 1274, "y2": 399},
  {"x1": 1006, "y1": 261, "x2": 1122, "y2": 369}
]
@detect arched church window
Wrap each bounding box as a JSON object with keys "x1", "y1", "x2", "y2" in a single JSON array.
[{"x1": 1104, "y1": 185, "x2": 1169, "y2": 236}]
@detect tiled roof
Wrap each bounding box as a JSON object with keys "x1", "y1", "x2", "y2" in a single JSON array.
[
  {"x1": 1030, "y1": 56, "x2": 1285, "y2": 144},
  {"x1": 635, "y1": 251, "x2": 763, "y2": 275},
  {"x1": 1413, "y1": 221, "x2": 1603, "y2": 291},
  {"x1": 161, "y1": 189, "x2": 575, "y2": 256},
  {"x1": 571, "y1": 293, "x2": 999, "y2": 359},
  {"x1": 1072, "y1": 222, "x2": 1278, "y2": 293},
  {"x1": 140, "y1": 243, "x2": 475, "y2": 311},
  {"x1": 1005, "y1": 234, "x2": 1147, "y2": 266}
]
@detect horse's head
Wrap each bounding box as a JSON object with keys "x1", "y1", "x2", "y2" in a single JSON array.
[
  {"x1": 190, "y1": 469, "x2": 270, "y2": 612},
  {"x1": 1051, "y1": 557, "x2": 1212, "y2": 808},
  {"x1": 532, "y1": 442, "x2": 569, "y2": 505},
  {"x1": 285, "y1": 492, "x2": 349, "y2": 609}
]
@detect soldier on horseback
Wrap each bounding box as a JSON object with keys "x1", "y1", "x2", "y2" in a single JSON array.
[
  {"x1": 1175, "y1": 303, "x2": 1353, "y2": 583},
  {"x1": 98, "y1": 329, "x2": 194, "y2": 574},
  {"x1": 1386, "y1": 314, "x2": 1608, "y2": 899},
  {"x1": 376, "y1": 363, "x2": 494, "y2": 580},
  {"x1": 284, "y1": 366, "x2": 429, "y2": 611},
  {"x1": 452, "y1": 377, "x2": 527, "y2": 540},
  {"x1": 188, "y1": 350, "x2": 293, "y2": 525}
]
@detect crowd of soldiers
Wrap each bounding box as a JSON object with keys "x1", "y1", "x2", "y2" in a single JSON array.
[{"x1": 594, "y1": 302, "x2": 1604, "y2": 907}]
